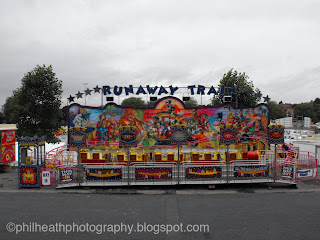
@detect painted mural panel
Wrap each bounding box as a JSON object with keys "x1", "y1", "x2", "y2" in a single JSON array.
[
  {"x1": 85, "y1": 168, "x2": 122, "y2": 181},
  {"x1": 1, "y1": 130, "x2": 16, "y2": 164},
  {"x1": 234, "y1": 165, "x2": 269, "y2": 178},
  {"x1": 135, "y1": 167, "x2": 173, "y2": 180},
  {"x1": 1, "y1": 144, "x2": 15, "y2": 164},
  {"x1": 185, "y1": 166, "x2": 222, "y2": 179},
  {"x1": 1, "y1": 130, "x2": 15, "y2": 145},
  {"x1": 68, "y1": 97, "x2": 269, "y2": 148},
  {"x1": 19, "y1": 166, "x2": 39, "y2": 187}
]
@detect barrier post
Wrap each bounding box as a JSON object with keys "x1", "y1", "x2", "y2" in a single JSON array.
[
  {"x1": 274, "y1": 144, "x2": 277, "y2": 182},
  {"x1": 77, "y1": 146, "x2": 81, "y2": 186},
  {"x1": 126, "y1": 147, "x2": 130, "y2": 186},
  {"x1": 226, "y1": 144, "x2": 230, "y2": 184},
  {"x1": 178, "y1": 145, "x2": 180, "y2": 185}
]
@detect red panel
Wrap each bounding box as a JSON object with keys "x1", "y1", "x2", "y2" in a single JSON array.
[
  {"x1": 117, "y1": 155, "x2": 124, "y2": 161},
  {"x1": 92, "y1": 153, "x2": 100, "y2": 160},
  {"x1": 248, "y1": 151, "x2": 259, "y2": 160},
  {"x1": 80, "y1": 152, "x2": 87, "y2": 161},
  {"x1": 1, "y1": 144, "x2": 15, "y2": 164},
  {"x1": 230, "y1": 153, "x2": 237, "y2": 160},
  {"x1": 1, "y1": 130, "x2": 16, "y2": 145},
  {"x1": 167, "y1": 154, "x2": 174, "y2": 161},
  {"x1": 192, "y1": 154, "x2": 199, "y2": 161}
]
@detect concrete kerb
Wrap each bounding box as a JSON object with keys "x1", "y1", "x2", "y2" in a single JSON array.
[{"x1": 1, "y1": 187, "x2": 320, "y2": 195}]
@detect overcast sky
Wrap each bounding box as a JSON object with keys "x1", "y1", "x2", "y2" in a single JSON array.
[{"x1": 1, "y1": 0, "x2": 320, "y2": 107}]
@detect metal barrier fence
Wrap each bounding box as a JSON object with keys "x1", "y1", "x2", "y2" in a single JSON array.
[
  {"x1": 53, "y1": 162, "x2": 300, "y2": 188},
  {"x1": 130, "y1": 162, "x2": 178, "y2": 185},
  {"x1": 49, "y1": 151, "x2": 317, "y2": 188},
  {"x1": 296, "y1": 152, "x2": 318, "y2": 181}
]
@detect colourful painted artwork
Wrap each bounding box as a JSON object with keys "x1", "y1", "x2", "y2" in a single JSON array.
[
  {"x1": 135, "y1": 167, "x2": 172, "y2": 180},
  {"x1": 1, "y1": 145, "x2": 15, "y2": 164},
  {"x1": 171, "y1": 124, "x2": 188, "y2": 145},
  {"x1": 234, "y1": 165, "x2": 269, "y2": 178},
  {"x1": 219, "y1": 123, "x2": 237, "y2": 145},
  {"x1": 119, "y1": 126, "x2": 138, "y2": 147},
  {"x1": 19, "y1": 166, "x2": 39, "y2": 187},
  {"x1": 85, "y1": 168, "x2": 122, "y2": 181},
  {"x1": 68, "y1": 97, "x2": 269, "y2": 148},
  {"x1": 1, "y1": 130, "x2": 16, "y2": 164},
  {"x1": 185, "y1": 167, "x2": 222, "y2": 179},
  {"x1": 1, "y1": 130, "x2": 15, "y2": 145},
  {"x1": 268, "y1": 124, "x2": 284, "y2": 145},
  {"x1": 69, "y1": 126, "x2": 87, "y2": 148},
  {"x1": 18, "y1": 136, "x2": 45, "y2": 146}
]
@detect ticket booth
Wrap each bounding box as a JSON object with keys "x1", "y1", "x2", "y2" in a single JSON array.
[{"x1": 18, "y1": 136, "x2": 45, "y2": 188}]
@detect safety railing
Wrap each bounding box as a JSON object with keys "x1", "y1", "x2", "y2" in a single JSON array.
[{"x1": 48, "y1": 149, "x2": 318, "y2": 188}]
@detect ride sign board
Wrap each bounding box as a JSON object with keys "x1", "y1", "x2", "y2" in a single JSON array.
[
  {"x1": 69, "y1": 126, "x2": 87, "y2": 148},
  {"x1": 119, "y1": 125, "x2": 138, "y2": 147},
  {"x1": 171, "y1": 124, "x2": 188, "y2": 145},
  {"x1": 268, "y1": 124, "x2": 284, "y2": 145},
  {"x1": 219, "y1": 123, "x2": 237, "y2": 145}
]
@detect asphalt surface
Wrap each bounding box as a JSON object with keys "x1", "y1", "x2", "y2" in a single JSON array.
[
  {"x1": 1, "y1": 168, "x2": 320, "y2": 240},
  {"x1": 1, "y1": 191, "x2": 320, "y2": 240}
]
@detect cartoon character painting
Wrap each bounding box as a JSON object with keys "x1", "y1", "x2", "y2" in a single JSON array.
[{"x1": 68, "y1": 97, "x2": 269, "y2": 148}]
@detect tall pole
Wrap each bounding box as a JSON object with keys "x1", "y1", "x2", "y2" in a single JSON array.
[
  {"x1": 226, "y1": 144, "x2": 230, "y2": 184},
  {"x1": 177, "y1": 145, "x2": 180, "y2": 185},
  {"x1": 83, "y1": 83, "x2": 88, "y2": 105},
  {"x1": 274, "y1": 144, "x2": 277, "y2": 182},
  {"x1": 126, "y1": 147, "x2": 130, "y2": 186},
  {"x1": 101, "y1": 89, "x2": 103, "y2": 107},
  {"x1": 77, "y1": 146, "x2": 81, "y2": 187}
]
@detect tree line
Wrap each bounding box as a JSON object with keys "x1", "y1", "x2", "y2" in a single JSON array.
[{"x1": 0, "y1": 66, "x2": 319, "y2": 143}]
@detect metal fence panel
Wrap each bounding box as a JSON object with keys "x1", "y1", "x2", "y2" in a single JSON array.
[
  {"x1": 129, "y1": 162, "x2": 178, "y2": 185},
  {"x1": 82, "y1": 163, "x2": 128, "y2": 186},
  {"x1": 180, "y1": 162, "x2": 226, "y2": 184},
  {"x1": 296, "y1": 152, "x2": 318, "y2": 181}
]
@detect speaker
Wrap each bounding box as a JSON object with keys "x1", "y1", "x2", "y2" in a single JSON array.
[
  {"x1": 106, "y1": 97, "x2": 114, "y2": 101},
  {"x1": 150, "y1": 97, "x2": 157, "y2": 101},
  {"x1": 183, "y1": 96, "x2": 190, "y2": 101}
]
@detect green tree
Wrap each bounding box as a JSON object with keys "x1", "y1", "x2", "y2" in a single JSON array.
[
  {"x1": 59, "y1": 106, "x2": 68, "y2": 126},
  {"x1": 293, "y1": 102, "x2": 316, "y2": 122},
  {"x1": 314, "y1": 98, "x2": 320, "y2": 105},
  {"x1": 211, "y1": 69, "x2": 261, "y2": 107},
  {"x1": 121, "y1": 97, "x2": 146, "y2": 106},
  {"x1": 183, "y1": 97, "x2": 198, "y2": 107},
  {"x1": 146, "y1": 101, "x2": 156, "y2": 107},
  {"x1": 312, "y1": 98, "x2": 320, "y2": 123},
  {"x1": 3, "y1": 65, "x2": 63, "y2": 143},
  {"x1": 268, "y1": 101, "x2": 286, "y2": 120},
  {"x1": 2, "y1": 89, "x2": 22, "y2": 124},
  {"x1": 0, "y1": 111, "x2": 5, "y2": 123}
]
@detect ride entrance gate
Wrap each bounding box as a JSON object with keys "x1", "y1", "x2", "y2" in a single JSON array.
[{"x1": 45, "y1": 97, "x2": 316, "y2": 188}]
